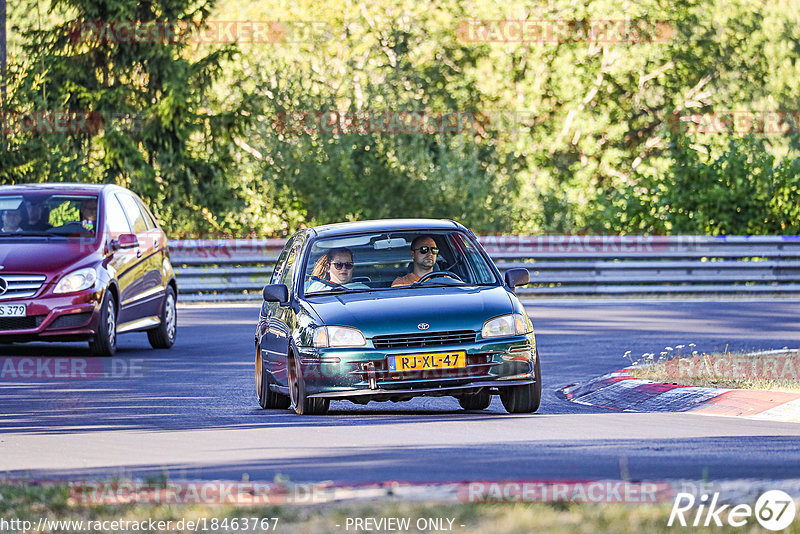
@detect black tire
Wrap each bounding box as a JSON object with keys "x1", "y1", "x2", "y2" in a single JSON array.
[
  {"x1": 288, "y1": 355, "x2": 329, "y2": 415},
  {"x1": 458, "y1": 389, "x2": 492, "y2": 410},
  {"x1": 500, "y1": 350, "x2": 542, "y2": 414},
  {"x1": 147, "y1": 286, "x2": 177, "y2": 349},
  {"x1": 89, "y1": 291, "x2": 117, "y2": 357},
  {"x1": 256, "y1": 345, "x2": 290, "y2": 409}
]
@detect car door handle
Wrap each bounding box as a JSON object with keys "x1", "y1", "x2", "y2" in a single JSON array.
[
  {"x1": 153, "y1": 240, "x2": 159, "y2": 250},
  {"x1": 136, "y1": 248, "x2": 143, "y2": 258}
]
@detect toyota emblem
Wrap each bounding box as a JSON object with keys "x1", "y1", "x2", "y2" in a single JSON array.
[
  {"x1": 417, "y1": 323, "x2": 430, "y2": 330},
  {"x1": 0, "y1": 278, "x2": 7, "y2": 296}
]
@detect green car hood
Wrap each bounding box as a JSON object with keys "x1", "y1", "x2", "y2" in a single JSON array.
[{"x1": 305, "y1": 285, "x2": 514, "y2": 338}]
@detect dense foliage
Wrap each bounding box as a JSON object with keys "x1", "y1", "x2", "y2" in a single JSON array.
[{"x1": 2, "y1": 0, "x2": 799, "y2": 236}]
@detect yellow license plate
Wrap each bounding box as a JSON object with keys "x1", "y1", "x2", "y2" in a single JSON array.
[{"x1": 389, "y1": 351, "x2": 466, "y2": 372}]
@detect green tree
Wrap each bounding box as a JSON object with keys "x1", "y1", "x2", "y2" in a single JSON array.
[
  {"x1": 1, "y1": 0, "x2": 253, "y2": 234},
  {"x1": 623, "y1": 136, "x2": 800, "y2": 234},
  {"x1": 5, "y1": 0, "x2": 800, "y2": 235},
  {"x1": 219, "y1": 0, "x2": 524, "y2": 232}
]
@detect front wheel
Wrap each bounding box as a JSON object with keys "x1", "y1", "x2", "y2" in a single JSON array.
[
  {"x1": 289, "y1": 355, "x2": 329, "y2": 415},
  {"x1": 147, "y1": 287, "x2": 177, "y2": 349},
  {"x1": 256, "y1": 346, "x2": 290, "y2": 409},
  {"x1": 500, "y1": 350, "x2": 542, "y2": 414},
  {"x1": 89, "y1": 291, "x2": 117, "y2": 357}
]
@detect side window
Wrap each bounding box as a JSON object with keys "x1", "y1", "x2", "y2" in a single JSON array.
[
  {"x1": 270, "y1": 239, "x2": 295, "y2": 284},
  {"x1": 105, "y1": 195, "x2": 132, "y2": 235},
  {"x1": 455, "y1": 233, "x2": 495, "y2": 284},
  {"x1": 279, "y1": 241, "x2": 303, "y2": 290},
  {"x1": 116, "y1": 194, "x2": 148, "y2": 233},
  {"x1": 136, "y1": 198, "x2": 158, "y2": 230}
]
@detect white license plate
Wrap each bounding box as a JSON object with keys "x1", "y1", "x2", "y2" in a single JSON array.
[{"x1": 0, "y1": 304, "x2": 26, "y2": 317}]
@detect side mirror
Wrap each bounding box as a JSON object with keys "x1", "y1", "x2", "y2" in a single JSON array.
[
  {"x1": 263, "y1": 284, "x2": 289, "y2": 304},
  {"x1": 111, "y1": 233, "x2": 139, "y2": 251},
  {"x1": 504, "y1": 268, "x2": 530, "y2": 289}
]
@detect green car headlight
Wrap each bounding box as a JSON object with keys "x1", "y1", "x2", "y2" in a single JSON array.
[
  {"x1": 482, "y1": 313, "x2": 528, "y2": 338},
  {"x1": 313, "y1": 326, "x2": 367, "y2": 348}
]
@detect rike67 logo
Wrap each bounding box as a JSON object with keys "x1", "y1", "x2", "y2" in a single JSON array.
[{"x1": 669, "y1": 490, "x2": 796, "y2": 530}]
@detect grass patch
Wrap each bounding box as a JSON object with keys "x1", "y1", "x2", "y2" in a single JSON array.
[
  {"x1": 626, "y1": 347, "x2": 800, "y2": 392},
  {"x1": 2, "y1": 481, "x2": 787, "y2": 534}
]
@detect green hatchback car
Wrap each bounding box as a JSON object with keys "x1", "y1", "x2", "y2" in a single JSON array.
[{"x1": 254, "y1": 219, "x2": 540, "y2": 415}]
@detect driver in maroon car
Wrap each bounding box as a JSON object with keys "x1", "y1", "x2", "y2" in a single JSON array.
[
  {"x1": 1, "y1": 208, "x2": 24, "y2": 233},
  {"x1": 392, "y1": 235, "x2": 438, "y2": 287}
]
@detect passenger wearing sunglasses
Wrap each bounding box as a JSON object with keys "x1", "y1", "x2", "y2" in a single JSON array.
[
  {"x1": 392, "y1": 235, "x2": 439, "y2": 287},
  {"x1": 307, "y1": 247, "x2": 368, "y2": 293}
]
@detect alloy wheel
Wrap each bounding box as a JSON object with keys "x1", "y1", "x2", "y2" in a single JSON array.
[
  {"x1": 255, "y1": 349, "x2": 263, "y2": 399},
  {"x1": 106, "y1": 298, "x2": 116, "y2": 348},
  {"x1": 164, "y1": 293, "x2": 176, "y2": 342},
  {"x1": 289, "y1": 359, "x2": 299, "y2": 408}
]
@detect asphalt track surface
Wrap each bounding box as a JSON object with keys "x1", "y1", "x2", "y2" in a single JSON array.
[{"x1": 2, "y1": 299, "x2": 800, "y2": 484}]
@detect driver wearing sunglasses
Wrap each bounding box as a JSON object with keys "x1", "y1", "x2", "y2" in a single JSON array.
[
  {"x1": 392, "y1": 235, "x2": 439, "y2": 287},
  {"x1": 307, "y1": 247, "x2": 368, "y2": 293}
]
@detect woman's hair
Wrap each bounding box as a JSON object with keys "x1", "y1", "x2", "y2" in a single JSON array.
[{"x1": 311, "y1": 247, "x2": 353, "y2": 280}]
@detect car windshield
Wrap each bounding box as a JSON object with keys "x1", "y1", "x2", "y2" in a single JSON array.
[
  {"x1": 0, "y1": 193, "x2": 99, "y2": 237},
  {"x1": 302, "y1": 230, "x2": 499, "y2": 295}
]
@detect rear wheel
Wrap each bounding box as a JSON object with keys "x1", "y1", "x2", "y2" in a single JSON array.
[
  {"x1": 89, "y1": 291, "x2": 117, "y2": 357},
  {"x1": 147, "y1": 287, "x2": 176, "y2": 349},
  {"x1": 288, "y1": 355, "x2": 329, "y2": 415},
  {"x1": 256, "y1": 346, "x2": 290, "y2": 409},
  {"x1": 458, "y1": 389, "x2": 492, "y2": 410},
  {"x1": 500, "y1": 350, "x2": 542, "y2": 414}
]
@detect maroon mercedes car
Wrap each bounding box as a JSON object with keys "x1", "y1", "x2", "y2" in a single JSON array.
[{"x1": 0, "y1": 183, "x2": 177, "y2": 355}]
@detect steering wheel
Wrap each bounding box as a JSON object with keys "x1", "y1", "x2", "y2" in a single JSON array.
[
  {"x1": 416, "y1": 271, "x2": 464, "y2": 284},
  {"x1": 309, "y1": 275, "x2": 344, "y2": 289}
]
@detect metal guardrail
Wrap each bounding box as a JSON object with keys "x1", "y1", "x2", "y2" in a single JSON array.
[{"x1": 169, "y1": 236, "x2": 800, "y2": 301}]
